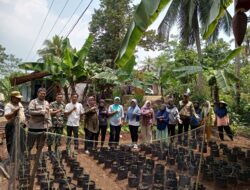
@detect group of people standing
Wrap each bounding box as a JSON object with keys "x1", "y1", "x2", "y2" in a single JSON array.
[{"x1": 4, "y1": 88, "x2": 234, "y2": 157}]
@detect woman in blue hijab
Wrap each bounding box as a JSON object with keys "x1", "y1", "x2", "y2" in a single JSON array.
[{"x1": 156, "y1": 104, "x2": 169, "y2": 142}]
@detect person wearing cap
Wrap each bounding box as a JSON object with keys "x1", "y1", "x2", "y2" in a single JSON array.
[
  {"x1": 96, "y1": 99, "x2": 109, "y2": 147},
  {"x1": 4, "y1": 91, "x2": 26, "y2": 155},
  {"x1": 126, "y1": 99, "x2": 141, "y2": 149},
  {"x1": 214, "y1": 100, "x2": 233, "y2": 141},
  {"x1": 108, "y1": 97, "x2": 124, "y2": 147},
  {"x1": 28, "y1": 87, "x2": 51, "y2": 152},
  {"x1": 64, "y1": 93, "x2": 84, "y2": 151},
  {"x1": 178, "y1": 93, "x2": 197, "y2": 140},
  {"x1": 47, "y1": 92, "x2": 65, "y2": 153}
]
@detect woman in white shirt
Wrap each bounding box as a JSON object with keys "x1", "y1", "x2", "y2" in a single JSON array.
[{"x1": 126, "y1": 99, "x2": 141, "y2": 149}]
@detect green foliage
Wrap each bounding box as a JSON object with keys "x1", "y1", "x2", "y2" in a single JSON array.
[
  {"x1": 0, "y1": 73, "x2": 23, "y2": 102},
  {"x1": 88, "y1": 0, "x2": 133, "y2": 68},
  {"x1": 37, "y1": 35, "x2": 64, "y2": 60},
  {"x1": 133, "y1": 93, "x2": 144, "y2": 107},
  {"x1": 20, "y1": 35, "x2": 95, "y2": 92},
  {"x1": 159, "y1": 0, "x2": 232, "y2": 45},
  {"x1": 173, "y1": 44, "x2": 242, "y2": 94},
  {"x1": 115, "y1": 0, "x2": 170, "y2": 68},
  {"x1": 203, "y1": 0, "x2": 233, "y2": 39},
  {"x1": 0, "y1": 44, "x2": 22, "y2": 78}
]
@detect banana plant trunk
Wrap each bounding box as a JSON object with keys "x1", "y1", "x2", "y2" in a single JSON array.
[
  {"x1": 70, "y1": 82, "x2": 76, "y2": 94},
  {"x1": 213, "y1": 85, "x2": 219, "y2": 104},
  {"x1": 63, "y1": 86, "x2": 70, "y2": 103}
]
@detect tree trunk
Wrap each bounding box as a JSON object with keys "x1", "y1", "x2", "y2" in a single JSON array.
[
  {"x1": 63, "y1": 86, "x2": 70, "y2": 103},
  {"x1": 82, "y1": 83, "x2": 89, "y2": 105},
  {"x1": 70, "y1": 82, "x2": 76, "y2": 94},
  {"x1": 234, "y1": 2, "x2": 241, "y2": 112},
  {"x1": 193, "y1": 9, "x2": 204, "y2": 90},
  {"x1": 235, "y1": 53, "x2": 241, "y2": 112},
  {"x1": 213, "y1": 85, "x2": 219, "y2": 104}
]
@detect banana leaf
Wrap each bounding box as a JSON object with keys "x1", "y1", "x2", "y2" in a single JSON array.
[
  {"x1": 214, "y1": 70, "x2": 231, "y2": 92},
  {"x1": 203, "y1": 0, "x2": 232, "y2": 39},
  {"x1": 115, "y1": 0, "x2": 170, "y2": 67}
]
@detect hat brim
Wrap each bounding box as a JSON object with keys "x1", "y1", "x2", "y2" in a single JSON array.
[
  {"x1": 219, "y1": 101, "x2": 227, "y2": 105},
  {"x1": 15, "y1": 95, "x2": 23, "y2": 99}
]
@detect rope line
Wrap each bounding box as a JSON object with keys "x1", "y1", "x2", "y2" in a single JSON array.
[
  {"x1": 20, "y1": 125, "x2": 206, "y2": 144},
  {"x1": 65, "y1": 0, "x2": 94, "y2": 38},
  {"x1": 25, "y1": 0, "x2": 55, "y2": 61},
  {"x1": 59, "y1": 0, "x2": 84, "y2": 36},
  {"x1": 44, "y1": 0, "x2": 70, "y2": 40}
]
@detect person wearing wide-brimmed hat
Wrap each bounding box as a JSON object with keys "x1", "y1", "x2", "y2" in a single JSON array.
[
  {"x1": 4, "y1": 91, "x2": 26, "y2": 156},
  {"x1": 214, "y1": 100, "x2": 233, "y2": 141}
]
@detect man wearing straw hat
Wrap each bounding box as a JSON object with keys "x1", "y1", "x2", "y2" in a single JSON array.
[{"x1": 4, "y1": 91, "x2": 26, "y2": 156}]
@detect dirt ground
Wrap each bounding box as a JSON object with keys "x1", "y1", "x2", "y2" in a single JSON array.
[{"x1": 0, "y1": 116, "x2": 250, "y2": 190}]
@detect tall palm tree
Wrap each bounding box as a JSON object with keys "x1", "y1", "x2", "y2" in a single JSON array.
[
  {"x1": 37, "y1": 35, "x2": 65, "y2": 61},
  {"x1": 158, "y1": 0, "x2": 232, "y2": 89},
  {"x1": 158, "y1": 0, "x2": 232, "y2": 54}
]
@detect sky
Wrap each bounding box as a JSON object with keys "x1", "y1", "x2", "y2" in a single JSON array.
[{"x1": 0, "y1": 0, "x2": 235, "y2": 64}]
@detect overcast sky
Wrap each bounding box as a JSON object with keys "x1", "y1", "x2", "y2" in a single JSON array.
[{"x1": 0, "y1": 0, "x2": 235, "y2": 63}]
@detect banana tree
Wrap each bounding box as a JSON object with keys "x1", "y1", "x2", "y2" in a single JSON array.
[
  {"x1": 92, "y1": 55, "x2": 145, "y2": 93},
  {"x1": 19, "y1": 35, "x2": 94, "y2": 102},
  {"x1": 174, "y1": 47, "x2": 242, "y2": 102}
]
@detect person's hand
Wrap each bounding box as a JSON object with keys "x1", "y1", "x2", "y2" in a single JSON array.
[
  {"x1": 91, "y1": 106, "x2": 97, "y2": 111},
  {"x1": 178, "y1": 119, "x2": 183, "y2": 124},
  {"x1": 40, "y1": 110, "x2": 46, "y2": 115},
  {"x1": 14, "y1": 107, "x2": 20, "y2": 113}
]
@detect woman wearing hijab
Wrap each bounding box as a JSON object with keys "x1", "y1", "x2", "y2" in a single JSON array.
[
  {"x1": 156, "y1": 104, "x2": 169, "y2": 142},
  {"x1": 126, "y1": 99, "x2": 141, "y2": 149},
  {"x1": 108, "y1": 97, "x2": 124, "y2": 147},
  {"x1": 214, "y1": 100, "x2": 233, "y2": 141},
  {"x1": 84, "y1": 96, "x2": 99, "y2": 154},
  {"x1": 141, "y1": 100, "x2": 154, "y2": 143},
  {"x1": 201, "y1": 100, "x2": 214, "y2": 141},
  {"x1": 96, "y1": 99, "x2": 108, "y2": 147},
  {"x1": 166, "y1": 98, "x2": 181, "y2": 138}
]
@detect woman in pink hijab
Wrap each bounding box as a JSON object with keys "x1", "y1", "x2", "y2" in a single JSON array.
[{"x1": 141, "y1": 100, "x2": 155, "y2": 143}]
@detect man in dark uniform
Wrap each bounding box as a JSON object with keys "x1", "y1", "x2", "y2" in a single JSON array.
[{"x1": 48, "y1": 93, "x2": 65, "y2": 153}]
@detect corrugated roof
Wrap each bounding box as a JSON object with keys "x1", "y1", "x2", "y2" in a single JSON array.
[{"x1": 10, "y1": 72, "x2": 50, "y2": 86}]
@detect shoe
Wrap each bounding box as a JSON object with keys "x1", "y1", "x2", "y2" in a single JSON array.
[{"x1": 85, "y1": 150, "x2": 90, "y2": 155}]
